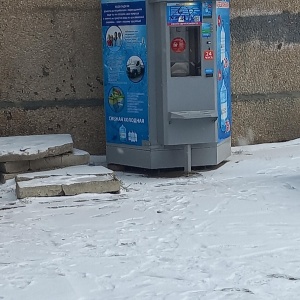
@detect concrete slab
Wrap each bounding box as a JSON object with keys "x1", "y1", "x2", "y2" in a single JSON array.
[
  {"x1": 0, "y1": 134, "x2": 73, "y2": 162},
  {"x1": 0, "y1": 149, "x2": 90, "y2": 174},
  {"x1": 29, "y1": 149, "x2": 90, "y2": 172},
  {"x1": 0, "y1": 161, "x2": 30, "y2": 173},
  {"x1": 16, "y1": 174, "x2": 120, "y2": 199},
  {"x1": 62, "y1": 176, "x2": 120, "y2": 196},
  {"x1": 61, "y1": 149, "x2": 90, "y2": 167},
  {"x1": 16, "y1": 177, "x2": 65, "y2": 198},
  {"x1": 0, "y1": 173, "x2": 16, "y2": 184},
  {"x1": 16, "y1": 165, "x2": 113, "y2": 182}
]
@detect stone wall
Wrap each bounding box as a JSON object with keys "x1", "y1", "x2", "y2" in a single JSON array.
[{"x1": 0, "y1": 0, "x2": 299, "y2": 153}]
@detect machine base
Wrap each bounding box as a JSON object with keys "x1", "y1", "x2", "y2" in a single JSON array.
[{"x1": 106, "y1": 138, "x2": 231, "y2": 170}]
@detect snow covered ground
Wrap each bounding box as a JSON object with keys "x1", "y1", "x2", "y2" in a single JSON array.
[{"x1": 1, "y1": 139, "x2": 300, "y2": 300}]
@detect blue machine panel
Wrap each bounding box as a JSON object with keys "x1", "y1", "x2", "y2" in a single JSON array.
[
  {"x1": 216, "y1": 0, "x2": 231, "y2": 142},
  {"x1": 101, "y1": 0, "x2": 149, "y2": 146},
  {"x1": 166, "y1": 2, "x2": 202, "y2": 26}
]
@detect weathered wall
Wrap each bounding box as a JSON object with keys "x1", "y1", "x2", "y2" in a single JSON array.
[
  {"x1": 0, "y1": 0, "x2": 299, "y2": 153},
  {"x1": 0, "y1": 0, "x2": 105, "y2": 154},
  {"x1": 230, "y1": 0, "x2": 300, "y2": 145}
]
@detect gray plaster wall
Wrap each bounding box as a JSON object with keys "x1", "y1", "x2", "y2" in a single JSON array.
[{"x1": 0, "y1": 0, "x2": 299, "y2": 153}]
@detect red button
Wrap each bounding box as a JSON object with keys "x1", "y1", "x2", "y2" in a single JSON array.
[{"x1": 171, "y1": 37, "x2": 186, "y2": 53}]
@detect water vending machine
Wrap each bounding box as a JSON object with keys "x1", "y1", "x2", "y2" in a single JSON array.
[{"x1": 101, "y1": 0, "x2": 231, "y2": 171}]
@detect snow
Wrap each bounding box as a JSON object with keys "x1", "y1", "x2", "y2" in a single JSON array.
[
  {"x1": 16, "y1": 165, "x2": 113, "y2": 181},
  {"x1": 17, "y1": 174, "x2": 115, "y2": 188},
  {"x1": 0, "y1": 134, "x2": 73, "y2": 161},
  {"x1": 1, "y1": 139, "x2": 300, "y2": 300}
]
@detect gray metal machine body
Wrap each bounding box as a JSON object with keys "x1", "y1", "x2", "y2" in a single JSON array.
[{"x1": 103, "y1": 0, "x2": 231, "y2": 169}]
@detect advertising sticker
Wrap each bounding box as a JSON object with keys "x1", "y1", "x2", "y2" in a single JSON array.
[
  {"x1": 216, "y1": 0, "x2": 231, "y2": 141},
  {"x1": 167, "y1": 3, "x2": 202, "y2": 26},
  {"x1": 101, "y1": 0, "x2": 149, "y2": 146}
]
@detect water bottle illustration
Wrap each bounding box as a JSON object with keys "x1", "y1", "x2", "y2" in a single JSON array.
[
  {"x1": 220, "y1": 22, "x2": 226, "y2": 64},
  {"x1": 203, "y1": 2, "x2": 210, "y2": 16},
  {"x1": 220, "y1": 79, "x2": 228, "y2": 132},
  {"x1": 119, "y1": 125, "x2": 127, "y2": 142},
  {"x1": 128, "y1": 131, "x2": 138, "y2": 143},
  {"x1": 128, "y1": 131, "x2": 132, "y2": 142}
]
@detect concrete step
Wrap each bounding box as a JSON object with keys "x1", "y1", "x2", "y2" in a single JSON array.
[
  {"x1": 15, "y1": 165, "x2": 120, "y2": 199},
  {"x1": 0, "y1": 173, "x2": 15, "y2": 184},
  {"x1": 0, "y1": 134, "x2": 73, "y2": 162},
  {"x1": 0, "y1": 149, "x2": 90, "y2": 174},
  {"x1": 16, "y1": 165, "x2": 113, "y2": 182}
]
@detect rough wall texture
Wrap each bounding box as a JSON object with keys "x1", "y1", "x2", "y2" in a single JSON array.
[
  {"x1": 230, "y1": 0, "x2": 300, "y2": 145},
  {"x1": 1, "y1": 0, "x2": 103, "y2": 102},
  {"x1": 0, "y1": 0, "x2": 105, "y2": 154},
  {"x1": 0, "y1": 106, "x2": 106, "y2": 154},
  {"x1": 0, "y1": 0, "x2": 299, "y2": 153}
]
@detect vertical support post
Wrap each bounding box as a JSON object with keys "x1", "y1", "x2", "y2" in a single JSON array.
[{"x1": 184, "y1": 144, "x2": 192, "y2": 173}]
